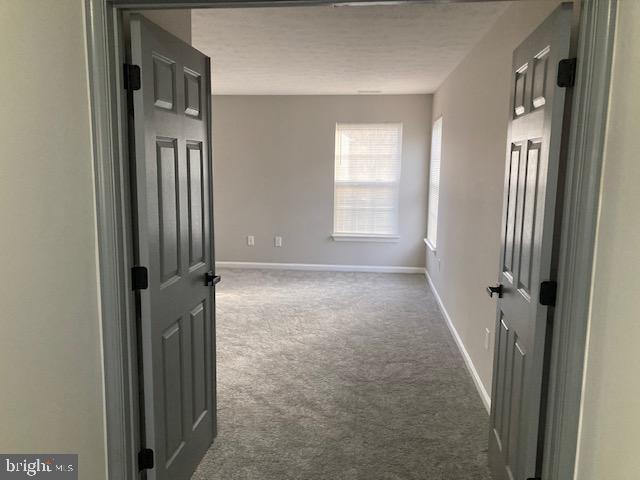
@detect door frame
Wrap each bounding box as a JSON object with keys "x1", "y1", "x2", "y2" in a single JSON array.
[
  {"x1": 84, "y1": 0, "x2": 617, "y2": 479},
  {"x1": 540, "y1": 1, "x2": 616, "y2": 477}
]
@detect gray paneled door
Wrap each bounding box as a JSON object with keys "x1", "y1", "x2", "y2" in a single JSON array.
[
  {"x1": 128, "y1": 15, "x2": 216, "y2": 480},
  {"x1": 488, "y1": 4, "x2": 572, "y2": 480}
]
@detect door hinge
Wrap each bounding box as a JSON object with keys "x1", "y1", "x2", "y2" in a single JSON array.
[
  {"x1": 131, "y1": 266, "x2": 149, "y2": 291},
  {"x1": 557, "y1": 58, "x2": 577, "y2": 87},
  {"x1": 539, "y1": 281, "x2": 557, "y2": 306},
  {"x1": 138, "y1": 448, "x2": 154, "y2": 471},
  {"x1": 123, "y1": 64, "x2": 141, "y2": 91}
]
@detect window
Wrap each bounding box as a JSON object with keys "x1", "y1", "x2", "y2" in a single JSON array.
[
  {"x1": 333, "y1": 123, "x2": 403, "y2": 240},
  {"x1": 426, "y1": 116, "x2": 443, "y2": 250}
]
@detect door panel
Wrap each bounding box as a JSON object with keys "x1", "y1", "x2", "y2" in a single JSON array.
[
  {"x1": 519, "y1": 142, "x2": 541, "y2": 293},
  {"x1": 187, "y1": 142, "x2": 205, "y2": 268},
  {"x1": 153, "y1": 54, "x2": 175, "y2": 110},
  {"x1": 190, "y1": 302, "x2": 208, "y2": 428},
  {"x1": 157, "y1": 138, "x2": 180, "y2": 284},
  {"x1": 162, "y1": 321, "x2": 185, "y2": 465},
  {"x1": 184, "y1": 69, "x2": 202, "y2": 117},
  {"x1": 532, "y1": 48, "x2": 550, "y2": 109},
  {"x1": 504, "y1": 145, "x2": 521, "y2": 278},
  {"x1": 128, "y1": 14, "x2": 216, "y2": 480},
  {"x1": 489, "y1": 5, "x2": 572, "y2": 480}
]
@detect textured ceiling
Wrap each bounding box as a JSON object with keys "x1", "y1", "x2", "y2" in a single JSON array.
[{"x1": 191, "y1": 2, "x2": 509, "y2": 95}]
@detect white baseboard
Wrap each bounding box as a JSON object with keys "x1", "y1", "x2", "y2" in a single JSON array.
[
  {"x1": 216, "y1": 261, "x2": 425, "y2": 274},
  {"x1": 425, "y1": 271, "x2": 491, "y2": 413}
]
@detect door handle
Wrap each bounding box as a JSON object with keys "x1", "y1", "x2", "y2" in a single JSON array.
[
  {"x1": 486, "y1": 284, "x2": 504, "y2": 298},
  {"x1": 205, "y1": 271, "x2": 221, "y2": 287}
]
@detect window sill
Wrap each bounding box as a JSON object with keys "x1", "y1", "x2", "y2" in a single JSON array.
[
  {"x1": 332, "y1": 233, "x2": 400, "y2": 243},
  {"x1": 424, "y1": 238, "x2": 437, "y2": 252}
]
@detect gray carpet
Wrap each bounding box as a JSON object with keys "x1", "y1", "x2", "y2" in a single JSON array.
[{"x1": 192, "y1": 269, "x2": 491, "y2": 480}]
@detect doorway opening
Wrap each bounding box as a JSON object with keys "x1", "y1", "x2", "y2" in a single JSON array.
[{"x1": 86, "y1": 1, "x2": 616, "y2": 479}]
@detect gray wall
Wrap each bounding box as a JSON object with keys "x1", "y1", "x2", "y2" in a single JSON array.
[
  {"x1": 141, "y1": 9, "x2": 192, "y2": 44},
  {"x1": 212, "y1": 95, "x2": 431, "y2": 268},
  {"x1": 575, "y1": 1, "x2": 640, "y2": 477},
  {"x1": 426, "y1": 0, "x2": 561, "y2": 393},
  {"x1": 0, "y1": 1, "x2": 106, "y2": 478}
]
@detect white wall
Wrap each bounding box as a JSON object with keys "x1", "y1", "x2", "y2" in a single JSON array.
[
  {"x1": 425, "y1": 0, "x2": 561, "y2": 394},
  {"x1": 212, "y1": 95, "x2": 431, "y2": 268},
  {"x1": 575, "y1": 1, "x2": 640, "y2": 477},
  {"x1": 141, "y1": 9, "x2": 192, "y2": 44},
  {"x1": 0, "y1": 1, "x2": 106, "y2": 478}
]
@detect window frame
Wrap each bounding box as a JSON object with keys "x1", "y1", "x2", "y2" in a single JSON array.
[
  {"x1": 331, "y1": 122, "x2": 403, "y2": 241},
  {"x1": 426, "y1": 116, "x2": 443, "y2": 251}
]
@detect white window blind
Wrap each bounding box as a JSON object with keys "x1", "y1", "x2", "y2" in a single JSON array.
[
  {"x1": 427, "y1": 117, "x2": 443, "y2": 249},
  {"x1": 333, "y1": 123, "x2": 402, "y2": 237}
]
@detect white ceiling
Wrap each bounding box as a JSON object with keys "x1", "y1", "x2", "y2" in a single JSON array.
[{"x1": 191, "y1": 2, "x2": 509, "y2": 95}]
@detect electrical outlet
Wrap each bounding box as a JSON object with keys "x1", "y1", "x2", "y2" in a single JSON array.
[
  {"x1": 247, "y1": 235, "x2": 255, "y2": 246},
  {"x1": 274, "y1": 236, "x2": 283, "y2": 247},
  {"x1": 484, "y1": 328, "x2": 491, "y2": 350}
]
